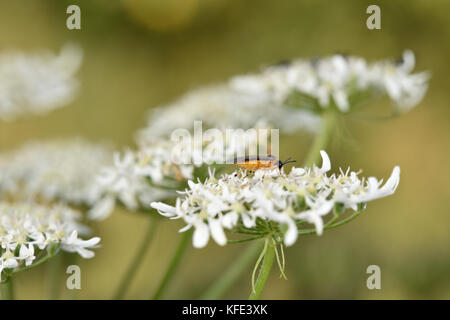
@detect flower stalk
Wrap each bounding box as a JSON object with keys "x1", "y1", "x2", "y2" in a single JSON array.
[
  {"x1": 151, "y1": 229, "x2": 192, "y2": 300},
  {"x1": 46, "y1": 252, "x2": 63, "y2": 299},
  {"x1": 200, "y1": 241, "x2": 262, "y2": 299},
  {"x1": 249, "y1": 238, "x2": 276, "y2": 300},
  {"x1": 303, "y1": 110, "x2": 338, "y2": 167},
  {"x1": 114, "y1": 217, "x2": 160, "y2": 299},
  {"x1": 0, "y1": 277, "x2": 13, "y2": 300}
]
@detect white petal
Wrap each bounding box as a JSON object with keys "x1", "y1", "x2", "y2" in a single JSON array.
[
  {"x1": 312, "y1": 215, "x2": 324, "y2": 235},
  {"x1": 242, "y1": 213, "x2": 256, "y2": 228},
  {"x1": 385, "y1": 77, "x2": 402, "y2": 100},
  {"x1": 319, "y1": 150, "x2": 331, "y2": 172},
  {"x1": 179, "y1": 224, "x2": 192, "y2": 233},
  {"x1": 77, "y1": 248, "x2": 95, "y2": 259},
  {"x1": 284, "y1": 220, "x2": 298, "y2": 246},
  {"x1": 291, "y1": 167, "x2": 305, "y2": 176},
  {"x1": 401, "y1": 50, "x2": 415, "y2": 73},
  {"x1": 151, "y1": 202, "x2": 177, "y2": 217},
  {"x1": 209, "y1": 219, "x2": 227, "y2": 246},
  {"x1": 317, "y1": 200, "x2": 335, "y2": 215},
  {"x1": 333, "y1": 90, "x2": 349, "y2": 112},
  {"x1": 5, "y1": 259, "x2": 18, "y2": 268},
  {"x1": 79, "y1": 237, "x2": 101, "y2": 247},
  {"x1": 193, "y1": 223, "x2": 209, "y2": 248},
  {"x1": 187, "y1": 180, "x2": 197, "y2": 189},
  {"x1": 381, "y1": 166, "x2": 400, "y2": 195},
  {"x1": 19, "y1": 245, "x2": 28, "y2": 259},
  {"x1": 68, "y1": 230, "x2": 78, "y2": 243},
  {"x1": 222, "y1": 212, "x2": 238, "y2": 229}
]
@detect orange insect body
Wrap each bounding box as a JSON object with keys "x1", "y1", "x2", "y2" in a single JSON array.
[
  {"x1": 235, "y1": 159, "x2": 274, "y2": 171},
  {"x1": 233, "y1": 155, "x2": 296, "y2": 171}
]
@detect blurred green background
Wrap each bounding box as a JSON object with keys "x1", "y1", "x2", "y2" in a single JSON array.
[{"x1": 1, "y1": 0, "x2": 449, "y2": 299}]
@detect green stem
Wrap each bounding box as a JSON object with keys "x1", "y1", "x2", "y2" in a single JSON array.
[
  {"x1": 303, "y1": 110, "x2": 338, "y2": 167},
  {"x1": 298, "y1": 211, "x2": 360, "y2": 235},
  {"x1": 151, "y1": 230, "x2": 191, "y2": 300},
  {"x1": 227, "y1": 235, "x2": 265, "y2": 244},
  {"x1": 248, "y1": 239, "x2": 276, "y2": 300},
  {"x1": 46, "y1": 252, "x2": 63, "y2": 299},
  {"x1": 199, "y1": 241, "x2": 262, "y2": 299},
  {"x1": 12, "y1": 253, "x2": 53, "y2": 275},
  {"x1": 0, "y1": 277, "x2": 13, "y2": 300},
  {"x1": 114, "y1": 218, "x2": 160, "y2": 299}
]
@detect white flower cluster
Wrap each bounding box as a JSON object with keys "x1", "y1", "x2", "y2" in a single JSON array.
[
  {"x1": 94, "y1": 131, "x2": 262, "y2": 220},
  {"x1": 140, "y1": 51, "x2": 427, "y2": 139},
  {"x1": 0, "y1": 202, "x2": 100, "y2": 278},
  {"x1": 139, "y1": 84, "x2": 320, "y2": 139},
  {"x1": 91, "y1": 145, "x2": 179, "y2": 220},
  {"x1": 151, "y1": 151, "x2": 400, "y2": 248},
  {"x1": 0, "y1": 43, "x2": 82, "y2": 121},
  {"x1": 0, "y1": 138, "x2": 112, "y2": 210},
  {"x1": 231, "y1": 50, "x2": 429, "y2": 112}
]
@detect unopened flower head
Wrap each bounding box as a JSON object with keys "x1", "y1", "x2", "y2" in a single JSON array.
[
  {"x1": 151, "y1": 151, "x2": 400, "y2": 248},
  {"x1": 0, "y1": 138, "x2": 112, "y2": 211},
  {"x1": 0, "y1": 202, "x2": 100, "y2": 280},
  {"x1": 231, "y1": 50, "x2": 429, "y2": 113},
  {"x1": 0, "y1": 43, "x2": 83, "y2": 121}
]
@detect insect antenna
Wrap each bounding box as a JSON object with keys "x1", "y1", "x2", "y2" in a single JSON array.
[{"x1": 278, "y1": 157, "x2": 297, "y2": 169}]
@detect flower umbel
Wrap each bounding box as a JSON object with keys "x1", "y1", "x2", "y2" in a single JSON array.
[
  {"x1": 0, "y1": 138, "x2": 112, "y2": 213},
  {"x1": 94, "y1": 130, "x2": 266, "y2": 219},
  {"x1": 0, "y1": 43, "x2": 83, "y2": 121},
  {"x1": 151, "y1": 151, "x2": 400, "y2": 248},
  {"x1": 138, "y1": 84, "x2": 320, "y2": 140},
  {"x1": 231, "y1": 50, "x2": 429, "y2": 113},
  {"x1": 0, "y1": 202, "x2": 100, "y2": 281}
]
